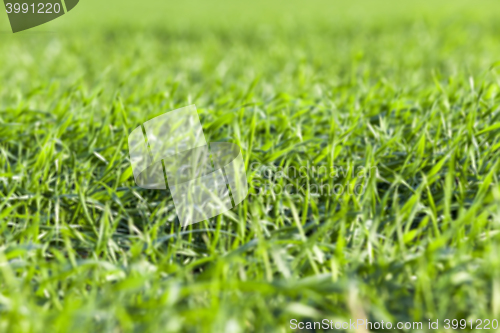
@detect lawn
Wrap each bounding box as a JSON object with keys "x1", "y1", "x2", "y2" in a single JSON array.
[{"x1": 1, "y1": 0, "x2": 500, "y2": 332}]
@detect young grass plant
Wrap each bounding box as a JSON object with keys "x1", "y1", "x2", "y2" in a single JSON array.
[{"x1": 1, "y1": 0, "x2": 500, "y2": 331}]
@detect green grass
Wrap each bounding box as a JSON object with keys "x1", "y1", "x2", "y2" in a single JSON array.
[{"x1": 2, "y1": 0, "x2": 500, "y2": 332}]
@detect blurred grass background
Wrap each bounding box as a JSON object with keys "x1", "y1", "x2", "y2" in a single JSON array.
[{"x1": 2, "y1": 0, "x2": 500, "y2": 332}]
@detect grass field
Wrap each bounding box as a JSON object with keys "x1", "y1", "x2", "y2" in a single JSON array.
[{"x1": 2, "y1": 0, "x2": 500, "y2": 332}]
